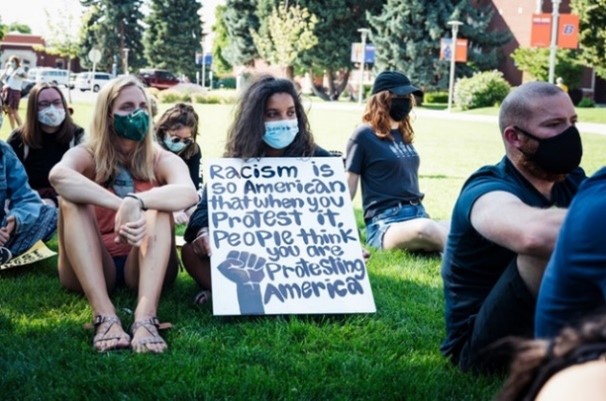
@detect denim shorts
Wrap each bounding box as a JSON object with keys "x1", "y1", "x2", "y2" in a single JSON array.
[{"x1": 365, "y1": 203, "x2": 429, "y2": 249}]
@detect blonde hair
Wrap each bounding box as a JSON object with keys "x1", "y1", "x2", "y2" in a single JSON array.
[{"x1": 87, "y1": 75, "x2": 156, "y2": 184}]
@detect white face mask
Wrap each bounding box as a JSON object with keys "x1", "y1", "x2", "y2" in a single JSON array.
[
  {"x1": 163, "y1": 137, "x2": 188, "y2": 153},
  {"x1": 37, "y1": 105, "x2": 66, "y2": 127}
]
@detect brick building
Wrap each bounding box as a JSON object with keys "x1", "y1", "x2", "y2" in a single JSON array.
[
  {"x1": 0, "y1": 32, "x2": 81, "y2": 73},
  {"x1": 483, "y1": 0, "x2": 605, "y2": 102}
]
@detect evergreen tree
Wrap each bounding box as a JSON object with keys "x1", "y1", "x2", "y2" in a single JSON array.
[
  {"x1": 368, "y1": 0, "x2": 509, "y2": 90},
  {"x1": 297, "y1": 0, "x2": 384, "y2": 100},
  {"x1": 571, "y1": 0, "x2": 606, "y2": 79},
  {"x1": 144, "y1": 0, "x2": 203, "y2": 80},
  {"x1": 80, "y1": 0, "x2": 145, "y2": 74},
  {"x1": 222, "y1": 0, "x2": 259, "y2": 66}
]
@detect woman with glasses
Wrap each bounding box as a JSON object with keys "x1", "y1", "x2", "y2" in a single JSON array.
[
  {"x1": 7, "y1": 83, "x2": 85, "y2": 207},
  {"x1": 49, "y1": 76, "x2": 198, "y2": 353},
  {"x1": 155, "y1": 103, "x2": 201, "y2": 224},
  {"x1": 345, "y1": 71, "x2": 448, "y2": 253}
]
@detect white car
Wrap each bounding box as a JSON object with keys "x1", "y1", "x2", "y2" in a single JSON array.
[
  {"x1": 74, "y1": 72, "x2": 113, "y2": 92},
  {"x1": 30, "y1": 68, "x2": 70, "y2": 87}
]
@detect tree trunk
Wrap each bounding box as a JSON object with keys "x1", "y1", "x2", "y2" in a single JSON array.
[{"x1": 308, "y1": 68, "x2": 330, "y2": 101}]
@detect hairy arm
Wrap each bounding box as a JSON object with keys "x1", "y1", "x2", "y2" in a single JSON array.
[{"x1": 470, "y1": 191, "x2": 567, "y2": 258}]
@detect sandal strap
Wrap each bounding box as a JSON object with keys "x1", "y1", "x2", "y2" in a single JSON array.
[{"x1": 131, "y1": 317, "x2": 172, "y2": 334}]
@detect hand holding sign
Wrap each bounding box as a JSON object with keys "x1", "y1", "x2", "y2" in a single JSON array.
[{"x1": 218, "y1": 250, "x2": 266, "y2": 314}]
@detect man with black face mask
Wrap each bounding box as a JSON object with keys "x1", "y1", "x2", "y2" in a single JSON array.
[{"x1": 440, "y1": 81, "x2": 586, "y2": 374}]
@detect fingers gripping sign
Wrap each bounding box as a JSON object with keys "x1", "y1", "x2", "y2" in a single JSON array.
[{"x1": 217, "y1": 250, "x2": 266, "y2": 314}]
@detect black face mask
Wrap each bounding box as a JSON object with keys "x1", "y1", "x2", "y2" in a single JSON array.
[
  {"x1": 389, "y1": 98, "x2": 412, "y2": 121},
  {"x1": 515, "y1": 125, "x2": 583, "y2": 174}
]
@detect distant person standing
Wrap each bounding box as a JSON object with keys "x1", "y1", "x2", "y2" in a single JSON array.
[
  {"x1": 556, "y1": 77, "x2": 568, "y2": 93},
  {"x1": 1, "y1": 56, "x2": 26, "y2": 129}
]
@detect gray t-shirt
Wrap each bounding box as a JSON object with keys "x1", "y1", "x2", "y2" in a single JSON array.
[{"x1": 346, "y1": 124, "x2": 423, "y2": 221}]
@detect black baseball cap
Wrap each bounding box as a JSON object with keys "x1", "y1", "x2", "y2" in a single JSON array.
[{"x1": 371, "y1": 71, "x2": 423, "y2": 97}]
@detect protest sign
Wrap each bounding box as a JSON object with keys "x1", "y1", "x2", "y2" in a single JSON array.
[
  {"x1": 0, "y1": 241, "x2": 56, "y2": 271},
  {"x1": 207, "y1": 157, "x2": 376, "y2": 316}
]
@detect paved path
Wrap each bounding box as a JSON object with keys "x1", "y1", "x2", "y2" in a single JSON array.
[{"x1": 305, "y1": 100, "x2": 606, "y2": 136}]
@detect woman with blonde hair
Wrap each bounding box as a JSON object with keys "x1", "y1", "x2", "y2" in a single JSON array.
[
  {"x1": 49, "y1": 76, "x2": 198, "y2": 353},
  {"x1": 345, "y1": 70, "x2": 447, "y2": 252}
]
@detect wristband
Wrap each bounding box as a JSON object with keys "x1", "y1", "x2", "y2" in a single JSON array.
[{"x1": 125, "y1": 193, "x2": 147, "y2": 211}]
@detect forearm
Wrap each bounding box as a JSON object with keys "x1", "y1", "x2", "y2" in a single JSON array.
[
  {"x1": 50, "y1": 166, "x2": 121, "y2": 210},
  {"x1": 517, "y1": 208, "x2": 567, "y2": 258},
  {"x1": 134, "y1": 185, "x2": 198, "y2": 212}
]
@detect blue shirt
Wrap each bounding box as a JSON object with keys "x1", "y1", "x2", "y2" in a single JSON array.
[
  {"x1": 535, "y1": 167, "x2": 606, "y2": 338},
  {"x1": 0, "y1": 141, "x2": 45, "y2": 234}
]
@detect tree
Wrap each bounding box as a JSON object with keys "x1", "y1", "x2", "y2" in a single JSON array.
[
  {"x1": 6, "y1": 22, "x2": 32, "y2": 34},
  {"x1": 43, "y1": 0, "x2": 83, "y2": 103},
  {"x1": 251, "y1": 1, "x2": 318, "y2": 79},
  {"x1": 571, "y1": 0, "x2": 606, "y2": 79},
  {"x1": 368, "y1": 0, "x2": 509, "y2": 91},
  {"x1": 144, "y1": 0, "x2": 203, "y2": 80},
  {"x1": 79, "y1": 0, "x2": 145, "y2": 74},
  {"x1": 222, "y1": 0, "x2": 259, "y2": 67},
  {"x1": 211, "y1": 5, "x2": 233, "y2": 75},
  {"x1": 511, "y1": 48, "x2": 583, "y2": 88},
  {"x1": 297, "y1": 0, "x2": 384, "y2": 101}
]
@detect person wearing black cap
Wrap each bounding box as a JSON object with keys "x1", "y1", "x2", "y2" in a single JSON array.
[
  {"x1": 440, "y1": 81, "x2": 586, "y2": 374},
  {"x1": 345, "y1": 70, "x2": 448, "y2": 254}
]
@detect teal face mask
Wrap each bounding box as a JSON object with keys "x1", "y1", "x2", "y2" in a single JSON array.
[{"x1": 113, "y1": 109, "x2": 150, "y2": 142}]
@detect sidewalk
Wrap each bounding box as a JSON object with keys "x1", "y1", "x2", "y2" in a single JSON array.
[{"x1": 305, "y1": 100, "x2": 606, "y2": 136}]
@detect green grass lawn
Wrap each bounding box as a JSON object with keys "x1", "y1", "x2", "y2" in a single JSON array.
[{"x1": 1, "y1": 100, "x2": 605, "y2": 401}]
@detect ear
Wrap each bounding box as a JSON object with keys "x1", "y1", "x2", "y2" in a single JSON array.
[{"x1": 503, "y1": 126, "x2": 523, "y2": 147}]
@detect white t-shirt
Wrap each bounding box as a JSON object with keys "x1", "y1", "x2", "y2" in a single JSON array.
[{"x1": 5, "y1": 66, "x2": 25, "y2": 90}]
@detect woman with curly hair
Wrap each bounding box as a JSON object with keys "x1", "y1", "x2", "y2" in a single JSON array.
[
  {"x1": 345, "y1": 70, "x2": 447, "y2": 252},
  {"x1": 181, "y1": 74, "x2": 333, "y2": 305},
  {"x1": 496, "y1": 313, "x2": 606, "y2": 401}
]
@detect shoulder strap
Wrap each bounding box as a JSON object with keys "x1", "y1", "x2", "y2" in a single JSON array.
[{"x1": 23, "y1": 144, "x2": 29, "y2": 161}]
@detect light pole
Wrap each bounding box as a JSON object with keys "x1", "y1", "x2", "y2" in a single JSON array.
[
  {"x1": 123, "y1": 48, "x2": 130, "y2": 75},
  {"x1": 548, "y1": 0, "x2": 562, "y2": 84},
  {"x1": 357, "y1": 28, "x2": 371, "y2": 105},
  {"x1": 447, "y1": 20, "x2": 463, "y2": 113}
]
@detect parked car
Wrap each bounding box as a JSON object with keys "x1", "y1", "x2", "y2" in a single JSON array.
[
  {"x1": 30, "y1": 67, "x2": 70, "y2": 87},
  {"x1": 74, "y1": 72, "x2": 113, "y2": 92},
  {"x1": 136, "y1": 69, "x2": 180, "y2": 90}
]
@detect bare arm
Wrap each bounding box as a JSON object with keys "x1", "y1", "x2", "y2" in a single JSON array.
[
  {"x1": 470, "y1": 191, "x2": 567, "y2": 258},
  {"x1": 49, "y1": 146, "x2": 122, "y2": 210},
  {"x1": 133, "y1": 151, "x2": 198, "y2": 212},
  {"x1": 346, "y1": 172, "x2": 360, "y2": 199}
]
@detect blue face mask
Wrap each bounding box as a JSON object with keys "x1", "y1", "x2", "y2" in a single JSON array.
[{"x1": 262, "y1": 119, "x2": 299, "y2": 150}]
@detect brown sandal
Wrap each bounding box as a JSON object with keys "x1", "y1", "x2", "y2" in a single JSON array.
[
  {"x1": 130, "y1": 317, "x2": 172, "y2": 354},
  {"x1": 88, "y1": 315, "x2": 131, "y2": 352}
]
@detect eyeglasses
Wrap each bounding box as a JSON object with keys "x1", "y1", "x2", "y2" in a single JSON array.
[{"x1": 38, "y1": 99, "x2": 63, "y2": 109}]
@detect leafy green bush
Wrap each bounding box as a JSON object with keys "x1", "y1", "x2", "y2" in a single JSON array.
[
  {"x1": 212, "y1": 76, "x2": 236, "y2": 89},
  {"x1": 577, "y1": 97, "x2": 596, "y2": 108},
  {"x1": 511, "y1": 48, "x2": 583, "y2": 89},
  {"x1": 158, "y1": 90, "x2": 191, "y2": 103},
  {"x1": 192, "y1": 90, "x2": 238, "y2": 104},
  {"x1": 424, "y1": 91, "x2": 449, "y2": 103},
  {"x1": 454, "y1": 70, "x2": 511, "y2": 110}
]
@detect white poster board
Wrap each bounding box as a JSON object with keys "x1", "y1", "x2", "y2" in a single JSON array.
[{"x1": 207, "y1": 157, "x2": 376, "y2": 316}]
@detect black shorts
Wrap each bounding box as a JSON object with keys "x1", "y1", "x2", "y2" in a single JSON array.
[{"x1": 458, "y1": 258, "x2": 536, "y2": 373}]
